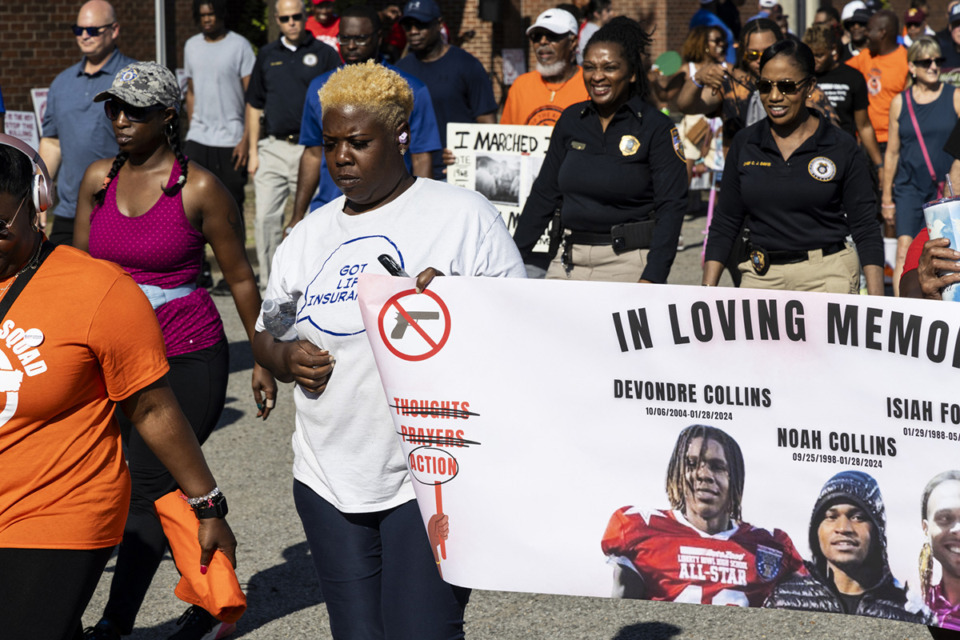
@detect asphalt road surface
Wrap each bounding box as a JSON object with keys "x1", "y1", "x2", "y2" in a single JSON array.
[{"x1": 81, "y1": 212, "x2": 936, "y2": 639}]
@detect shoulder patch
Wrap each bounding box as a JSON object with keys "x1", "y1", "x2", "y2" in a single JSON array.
[{"x1": 671, "y1": 127, "x2": 686, "y2": 161}]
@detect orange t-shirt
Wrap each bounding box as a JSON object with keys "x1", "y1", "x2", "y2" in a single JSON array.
[
  {"x1": 501, "y1": 68, "x2": 589, "y2": 126},
  {"x1": 846, "y1": 46, "x2": 909, "y2": 143},
  {"x1": 0, "y1": 245, "x2": 169, "y2": 550}
]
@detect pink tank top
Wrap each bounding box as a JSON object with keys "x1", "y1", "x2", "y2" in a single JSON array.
[{"x1": 89, "y1": 161, "x2": 225, "y2": 357}]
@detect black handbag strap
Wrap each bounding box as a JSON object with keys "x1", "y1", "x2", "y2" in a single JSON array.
[{"x1": 0, "y1": 240, "x2": 56, "y2": 322}]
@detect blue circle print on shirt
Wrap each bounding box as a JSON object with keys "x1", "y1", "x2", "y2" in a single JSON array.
[{"x1": 300, "y1": 235, "x2": 406, "y2": 337}]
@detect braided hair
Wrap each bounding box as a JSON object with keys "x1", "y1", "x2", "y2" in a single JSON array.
[
  {"x1": 92, "y1": 152, "x2": 129, "y2": 207},
  {"x1": 665, "y1": 424, "x2": 745, "y2": 522},
  {"x1": 737, "y1": 18, "x2": 782, "y2": 73},
  {"x1": 93, "y1": 110, "x2": 187, "y2": 207},
  {"x1": 162, "y1": 111, "x2": 189, "y2": 197},
  {"x1": 582, "y1": 16, "x2": 652, "y2": 100}
]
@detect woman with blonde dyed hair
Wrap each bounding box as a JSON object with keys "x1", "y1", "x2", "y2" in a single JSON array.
[
  {"x1": 253, "y1": 60, "x2": 524, "y2": 639},
  {"x1": 883, "y1": 36, "x2": 960, "y2": 295}
]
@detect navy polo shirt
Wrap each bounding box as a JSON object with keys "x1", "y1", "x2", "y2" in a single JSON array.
[
  {"x1": 42, "y1": 49, "x2": 137, "y2": 220},
  {"x1": 246, "y1": 34, "x2": 340, "y2": 138},
  {"x1": 708, "y1": 113, "x2": 883, "y2": 267}
]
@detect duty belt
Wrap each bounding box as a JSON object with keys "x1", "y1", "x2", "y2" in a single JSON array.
[
  {"x1": 564, "y1": 220, "x2": 655, "y2": 253},
  {"x1": 562, "y1": 220, "x2": 655, "y2": 274},
  {"x1": 766, "y1": 241, "x2": 847, "y2": 265}
]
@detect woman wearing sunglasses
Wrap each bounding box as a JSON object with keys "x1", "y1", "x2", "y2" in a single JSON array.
[
  {"x1": 881, "y1": 36, "x2": 960, "y2": 295},
  {"x1": 74, "y1": 62, "x2": 276, "y2": 640},
  {"x1": 702, "y1": 40, "x2": 884, "y2": 294}
]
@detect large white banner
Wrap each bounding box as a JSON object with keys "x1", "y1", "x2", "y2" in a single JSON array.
[
  {"x1": 447, "y1": 123, "x2": 553, "y2": 253},
  {"x1": 358, "y1": 275, "x2": 960, "y2": 629}
]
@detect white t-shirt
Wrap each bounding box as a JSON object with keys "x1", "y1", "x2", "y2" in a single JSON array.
[
  {"x1": 184, "y1": 31, "x2": 256, "y2": 147},
  {"x1": 258, "y1": 178, "x2": 525, "y2": 512}
]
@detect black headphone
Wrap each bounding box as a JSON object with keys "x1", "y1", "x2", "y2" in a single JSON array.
[{"x1": 0, "y1": 134, "x2": 52, "y2": 213}]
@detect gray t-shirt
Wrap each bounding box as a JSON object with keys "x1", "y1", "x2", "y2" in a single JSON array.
[{"x1": 184, "y1": 31, "x2": 255, "y2": 147}]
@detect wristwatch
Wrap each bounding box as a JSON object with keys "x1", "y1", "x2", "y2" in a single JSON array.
[{"x1": 190, "y1": 491, "x2": 229, "y2": 519}]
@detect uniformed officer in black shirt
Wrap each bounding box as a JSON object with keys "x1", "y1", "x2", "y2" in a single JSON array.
[
  {"x1": 703, "y1": 39, "x2": 884, "y2": 294},
  {"x1": 513, "y1": 17, "x2": 687, "y2": 283},
  {"x1": 245, "y1": 0, "x2": 339, "y2": 282}
]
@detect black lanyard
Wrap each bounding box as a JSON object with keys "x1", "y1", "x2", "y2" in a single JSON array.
[{"x1": 0, "y1": 240, "x2": 56, "y2": 322}]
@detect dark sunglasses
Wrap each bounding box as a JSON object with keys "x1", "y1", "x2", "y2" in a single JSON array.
[
  {"x1": 72, "y1": 22, "x2": 115, "y2": 37},
  {"x1": 104, "y1": 100, "x2": 166, "y2": 123},
  {"x1": 278, "y1": 13, "x2": 304, "y2": 23},
  {"x1": 756, "y1": 77, "x2": 811, "y2": 95},
  {"x1": 914, "y1": 57, "x2": 946, "y2": 69},
  {"x1": 528, "y1": 30, "x2": 568, "y2": 43},
  {"x1": 743, "y1": 48, "x2": 766, "y2": 62}
]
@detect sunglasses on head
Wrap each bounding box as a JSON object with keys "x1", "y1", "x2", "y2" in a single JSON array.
[
  {"x1": 278, "y1": 13, "x2": 304, "y2": 23},
  {"x1": 914, "y1": 57, "x2": 946, "y2": 69},
  {"x1": 72, "y1": 22, "x2": 115, "y2": 37},
  {"x1": 756, "y1": 77, "x2": 810, "y2": 95},
  {"x1": 528, "y1": 30, "x2": 567, "y2": 43},
  {"x1": 104, "y1": 100, "x2": 166, "y2": 123}
]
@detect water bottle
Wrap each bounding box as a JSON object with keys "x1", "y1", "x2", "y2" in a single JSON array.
[{"x1": 262, "y1": 295, "x2": 299, "y2": 341}]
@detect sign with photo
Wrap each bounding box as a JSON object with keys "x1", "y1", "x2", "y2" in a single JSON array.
[
  {"x1": 447, "y1": 123, "x2": 553, "y2": 253},
  {"x1": 359, "y1": 275, "x2": 960, "y2": 631}
]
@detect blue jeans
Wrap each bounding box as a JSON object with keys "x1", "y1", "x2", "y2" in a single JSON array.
[{"x1": 293, "y1": 481, "x2": 470, "y2": 640}]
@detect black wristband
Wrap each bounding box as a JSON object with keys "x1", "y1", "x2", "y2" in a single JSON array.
[{"x1": 192, "y1": 492, "x2": 229, "y2": 519}]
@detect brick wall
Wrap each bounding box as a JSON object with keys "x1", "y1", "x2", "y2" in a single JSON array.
[
  {"x1": 3, "y1": 0, "x2": 955, "y2": 118},
  {"x1": 0, "y1": 0, "x2": 200, "y2": 115}
]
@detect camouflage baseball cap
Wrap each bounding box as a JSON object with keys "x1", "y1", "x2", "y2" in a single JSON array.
[{"x1": 94, "y1": 61, "x2": 181, "y2": 109}]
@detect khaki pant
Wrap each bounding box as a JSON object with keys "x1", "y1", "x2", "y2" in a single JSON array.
[
  {"x1": 546, "y1": 241, "x2": 649, "y2": 282},
  {"x1": 254, "y1": 136, "x2": 304, "y2": 283},
  {"x1": 738, "y1": 245, "x2": 860, "y2": 294}
]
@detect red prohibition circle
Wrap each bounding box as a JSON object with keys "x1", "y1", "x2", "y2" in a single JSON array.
[{"x1": 377, "y1": 288, "x2": 452, "y2": 361}]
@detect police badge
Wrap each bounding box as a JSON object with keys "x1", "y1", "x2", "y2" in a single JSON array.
[
  {"x1": 755, "y1": 545, "x2": 784, "y2": 582},
  {"x1": 619, "y1": 135, "x2": 640, "y2": 156},
  {"x1": 749, "y1": 246, "x2": 770, "y2": 276}
]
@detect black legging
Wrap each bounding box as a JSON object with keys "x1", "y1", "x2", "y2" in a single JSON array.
[
  {"x1": 0, "y1": 546, "x2": 113, "y2": 640},
  {"x1": 101, "y1": 339, "x2": 230, "y2": 634}
]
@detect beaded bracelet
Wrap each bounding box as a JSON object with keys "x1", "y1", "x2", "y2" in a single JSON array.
[{"x1": 185, "y1": 487, "x2": 222, "y2": 507}]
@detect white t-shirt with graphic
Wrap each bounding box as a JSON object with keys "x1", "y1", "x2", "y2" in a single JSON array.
[{"x1": 258, "y1": 178, "x2": 525, "y2": 512}]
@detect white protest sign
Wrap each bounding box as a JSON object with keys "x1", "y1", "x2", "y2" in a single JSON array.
[
  {"x1": 447, "y1": 123, "x2": 553, "y2": 253},
  {"x1": 4, "y1": 111, "x2": 39, "y2": 150},
  {"x1": 30, "y1": 89, "x2": 47, "y2": 137},
  {"x1": 359, "y1": 275, "x2": 960, "y2": 629}
]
